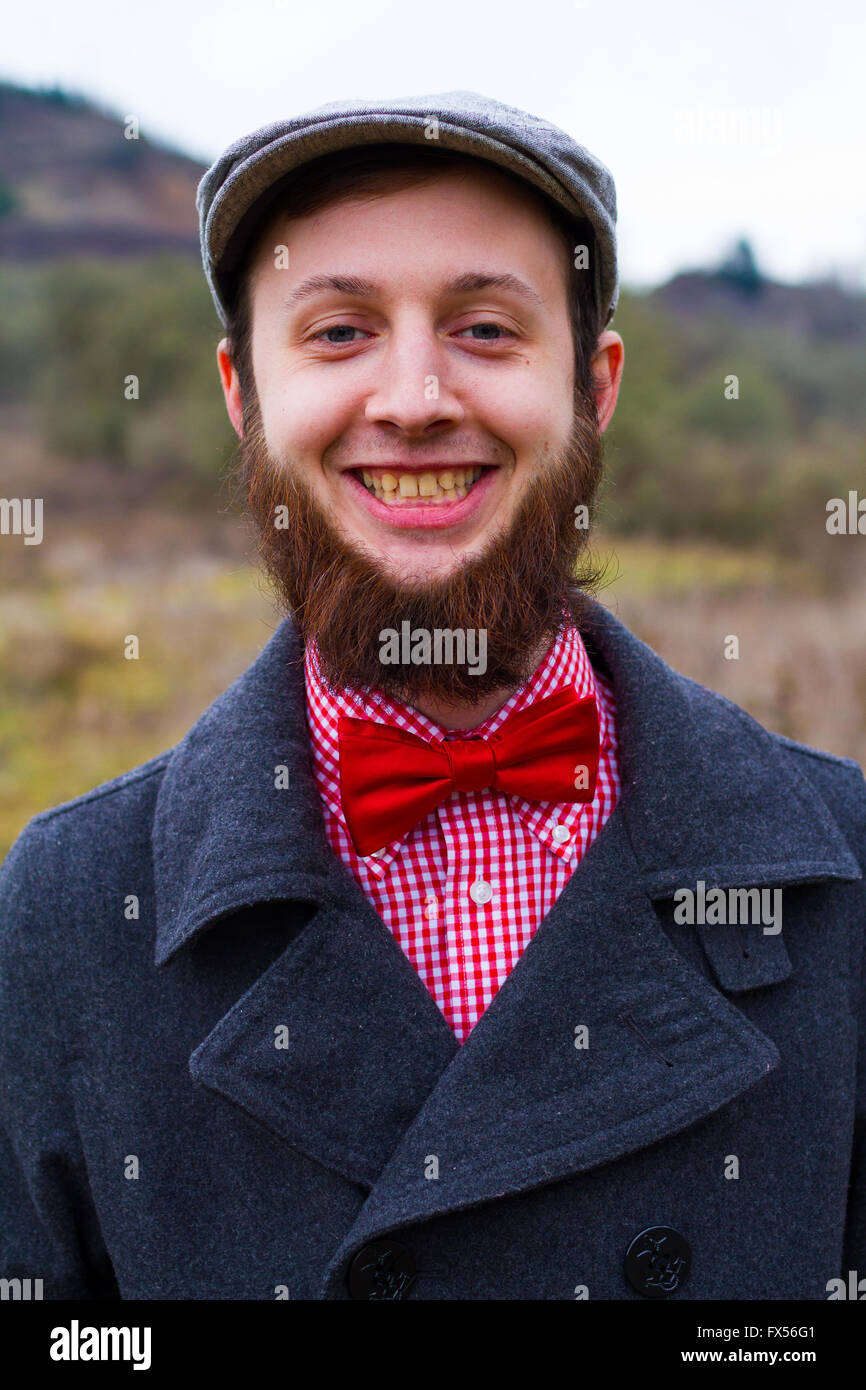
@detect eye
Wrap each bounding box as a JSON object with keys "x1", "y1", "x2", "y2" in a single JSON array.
[
  {"x1": 455, "y1": 322, "x2": 516, "y2": 342},
  {"x1": 312, "y1": 324, "x2": 372, "y2": 345}
]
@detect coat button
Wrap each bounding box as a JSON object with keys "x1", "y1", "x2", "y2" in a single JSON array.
[
  {"x1": 347, "y1": 1241, "x2": 416, "y2": 1300},
  {"x1": 624, "y1": 1226, "x2": 691, "y2": 1297}
]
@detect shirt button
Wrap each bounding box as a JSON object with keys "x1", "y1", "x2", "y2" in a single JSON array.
[
  {"x1": 552, "y1": 824, "x2": 571, "y2": 844},
  {"x1": 469, "y1": 879, "x2": 493, "y2": 905}
]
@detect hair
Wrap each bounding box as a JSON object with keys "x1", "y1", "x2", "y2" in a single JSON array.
[{"x1": 220, "y1": 142, "x2": 601, "y2": 420}]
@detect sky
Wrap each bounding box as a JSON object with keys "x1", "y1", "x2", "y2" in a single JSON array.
[{"x1": 2, "y1": 0, "x2": 865, "y2": 291}]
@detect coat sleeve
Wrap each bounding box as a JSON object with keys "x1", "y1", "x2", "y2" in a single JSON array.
[
  {"x1": 842, "y1": 765, "x2": 866, "y2": 1276},
  {"x1": 0, "y1": 823, "x2": 118, "y2": 1299},
  {"x1": 844, "y1": 948, "x2": 866, "y2": 1271}
]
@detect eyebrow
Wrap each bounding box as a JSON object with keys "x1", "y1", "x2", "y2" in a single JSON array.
[{"x1": 281, "y1": 271, "x2": 545, "y2": 311}]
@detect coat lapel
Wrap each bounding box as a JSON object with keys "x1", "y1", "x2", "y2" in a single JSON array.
[
  {"x1": 151, "y1": 620, "x2": 458, "y2": 1188},
  {"x1": 186, "y1": 892, "x2": 458, "y2": 1188},
  {"x1": 150, "y1": 599, "x2": 862, "y2": 1291}
]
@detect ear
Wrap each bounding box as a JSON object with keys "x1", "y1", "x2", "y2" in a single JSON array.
[
  {"x1": 590, "y1": 330, "x2": 624, "y2": 433},
  {"x1": 217, "y1": 339, "x2": 245, "y2": 438}
]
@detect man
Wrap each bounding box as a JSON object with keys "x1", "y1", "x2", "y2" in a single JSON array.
[{"x1": 1, "y1": 92, "x2": 865, "y2": 1302}]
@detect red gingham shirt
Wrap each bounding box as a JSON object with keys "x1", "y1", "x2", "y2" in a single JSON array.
[{"x1": 304, "y1": 622, "x2": 620, "y2": 1043}]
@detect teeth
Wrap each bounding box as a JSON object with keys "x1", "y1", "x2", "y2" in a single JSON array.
[{"x1": 356, "y1": 466, "x2": 485, "y2": 503}]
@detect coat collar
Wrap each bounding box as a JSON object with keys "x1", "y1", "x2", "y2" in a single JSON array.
[
  {"x1": 150, "y1": 597, "x2": 862, "y2": 1295},
  {"x1": 153, "y1": 595, "x2": 860, "y2": 966}
]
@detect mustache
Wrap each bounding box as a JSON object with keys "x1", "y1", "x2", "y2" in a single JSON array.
[{"x1": 231, "y1": 388, "x2": 611, "y2": 706}]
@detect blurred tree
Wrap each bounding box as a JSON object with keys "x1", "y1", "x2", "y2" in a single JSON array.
[
  {"x1": 0, "y1": 177, "x2": 16, "y2": 218},
  {"x1": 717, "y1": 237, "x2": 764, "y2": 299}
]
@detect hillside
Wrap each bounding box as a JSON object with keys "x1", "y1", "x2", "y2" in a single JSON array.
[
  {"x1": 650, "y1": 238, "x2": 866, "y2": 344},
  {"x1": 0, "y1": 81, "x2": 204, "y2": 259}
]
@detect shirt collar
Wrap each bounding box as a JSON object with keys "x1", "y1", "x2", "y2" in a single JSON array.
[{"x1": 304, "y1": 615, "x2": 616, "y2": 868}]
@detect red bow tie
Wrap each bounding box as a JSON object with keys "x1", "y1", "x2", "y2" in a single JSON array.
[{"x1": 337, "y1": 686, "x2": 600, "y2": 857}]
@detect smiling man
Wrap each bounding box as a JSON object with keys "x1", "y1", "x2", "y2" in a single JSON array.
[{"x1": 2, "y1": 92, "x2": 866, "y2": 1304}]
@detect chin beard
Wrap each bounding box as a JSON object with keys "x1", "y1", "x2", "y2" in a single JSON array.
[{"x1": 232, "y1": 389, "x2": 610, "y2": 707}]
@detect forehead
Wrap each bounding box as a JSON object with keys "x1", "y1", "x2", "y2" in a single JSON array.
[{"x1": 246, "y1": 163, "x2": 572, "y2": 304}]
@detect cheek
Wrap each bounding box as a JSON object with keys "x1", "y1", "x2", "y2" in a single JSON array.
[
  {"x1": 259, "y1": 372, "x2": 357, "y2": 457},
  {"x1": 477, "y1": 376, "x2": 572, "y2": 454}
]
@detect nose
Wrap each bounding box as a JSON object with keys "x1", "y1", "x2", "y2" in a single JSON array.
[{"x1": 364, "y1": 316, "x2": 465, "y2": 435}]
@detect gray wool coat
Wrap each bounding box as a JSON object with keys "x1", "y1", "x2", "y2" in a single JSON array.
[{"x1": 1, "y1": 596, "x2": 865, "y2": 1301}]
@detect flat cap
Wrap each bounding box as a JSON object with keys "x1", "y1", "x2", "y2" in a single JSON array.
[{"x1": 197, "y1": 89, "x2": 618, "y2": 329}]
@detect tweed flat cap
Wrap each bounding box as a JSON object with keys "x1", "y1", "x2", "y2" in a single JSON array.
[{"x1": 197, "y1": 89, "x2": 618, "y2": 329}]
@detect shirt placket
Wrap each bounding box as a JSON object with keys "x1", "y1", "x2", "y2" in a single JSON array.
[{"x1": 436, "y1": 794, "x2": 484, "y2": 1042}]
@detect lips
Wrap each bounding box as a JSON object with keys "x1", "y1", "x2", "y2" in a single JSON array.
[{"x1": 342, "y1": 464, "x2": 499, "y2": 530}]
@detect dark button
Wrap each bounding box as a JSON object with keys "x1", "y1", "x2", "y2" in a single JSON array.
[
  {"x1": 347, "y1": 1241, "x2": 416, "y2": 1300},
  {"x1": 624, "y1": 1225, "x2": 691, "y2": 1297}
]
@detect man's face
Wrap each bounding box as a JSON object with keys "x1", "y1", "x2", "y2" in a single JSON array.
[
  {"x1": 218, "y1": 164, "x2": 623, "y2": 712},
  {"x1": 244, "y1": 166, "x2": 576, "y2": 584}
]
